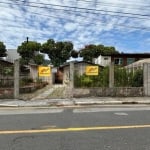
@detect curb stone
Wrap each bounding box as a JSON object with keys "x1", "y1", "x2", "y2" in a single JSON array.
[{"x1": 0, "y1": 98, "x2": 150, "y2": 107}]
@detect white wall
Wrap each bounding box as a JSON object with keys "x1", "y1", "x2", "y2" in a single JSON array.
[
  {"x1": 6, "y1": 49, "x2": 20, "y2": 62},
  {"x1": 95, "y1": 55, "x2": 111, "y2": 66}
]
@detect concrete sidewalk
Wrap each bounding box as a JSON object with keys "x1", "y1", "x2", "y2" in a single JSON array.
[{"x1": 0, "y1": 97, "x2": 150, "y2": 107}]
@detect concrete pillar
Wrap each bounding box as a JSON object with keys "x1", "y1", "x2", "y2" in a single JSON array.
[
  {"x1": 143, "y1": 63, "x2": 150, "y2": 96},
  {"x1": 109, "y1": 62, "x2": 114, "y2": 88},
  {"x1": 14, "y1": 59, "x2": 20, "y2": 99},
  {"x1": 69, "y1": 61, "x2": 74, "y2": 98}
]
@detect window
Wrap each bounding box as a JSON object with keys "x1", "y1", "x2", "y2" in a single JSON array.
[
  {"x1": 127, "y1": 58, "x2": 135, "y2": 65},
  {"x1": 114, "y1": 58, "x2": 123, "y2": 65},
  {"x1": 104, "y1": 57, "x2": 108, "y2": 60}
]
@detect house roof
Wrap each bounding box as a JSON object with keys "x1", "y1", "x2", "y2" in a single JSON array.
[
  {"x1": 60, "y1": 61, "x2": 103, "y2": 68},
  {"x1": 107, "y1": 53, "x2": 150, "y2": 58},
  {"x1": 125, "y1": 58, "x2": 150, "y2": 68},
  {"x1": 0, "y1": 59, "x2": 13, "y2": 65}
]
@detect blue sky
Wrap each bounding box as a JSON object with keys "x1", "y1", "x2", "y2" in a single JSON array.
[{"x1": 0, "y1": 0, "x2": 150, "y2": 53}]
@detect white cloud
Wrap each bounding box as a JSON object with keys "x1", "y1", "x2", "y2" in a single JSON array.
[
  {"x1": 0, "y1": 0, "x2": 149, "y2": 53},
  {"x1": 64, "y1": 22, "x2": 78, "y2": 32}
]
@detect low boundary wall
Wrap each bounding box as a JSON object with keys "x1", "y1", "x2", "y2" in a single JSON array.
[
  {"x1": 0, "y1": 88, "x2": 14, "y2": 99},
  {"x1": 73, "y1": 87, "x2": 144, "y2": 98}
]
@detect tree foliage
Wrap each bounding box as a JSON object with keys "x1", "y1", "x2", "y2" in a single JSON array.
[
  {"x1": 17, "y1": 41, "x2": 43, "y2": 65},
  {"x1": 70, "y1": 50, "x2": 78, "y2": 58},
  {"x1": 41, "y1": 39, "x2": 74, "y2": 67},
  {"x1": 0, "y1": 41, "x2": 7, "y2": 57},
  {"x1": 33, "y1": 54, "x2": 44, "y2": 65},
  {"x1": 79, "y1": 44, "x2": 119, "y2": 62}
]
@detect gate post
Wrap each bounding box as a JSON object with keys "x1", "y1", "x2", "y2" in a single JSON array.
[
  {"x1": 109, "y1": 62, "x2": 114, "y2": 88},
  {"x1": 14, "y1": 59, "x2": 20, "y2": 99},
  {"x1": 143, "y1": 63, "x2": 150, "y2": 96},
  {"x1": 69, "y1": 61, "x2": 74, "y2": 98}
]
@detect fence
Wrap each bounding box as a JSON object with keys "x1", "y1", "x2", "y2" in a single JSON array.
[
  {"x1": 0, "y1": 60, "x2": 148, "y2": 99},
  {"x1": 0, "y1": 60, "x2": 50, "y2": 99},
  {"x1": 0, "y1": 63, "x2": 14, "y2": 98},
  {"x1": 74, "y1": 66, "x2": 143, "y2": 88},
  {"x1": 19, "y1": 64, "x2": 50, "y2": 94},
  {"x1": 73, "y1": 63, "x2": 144, "y2": 97}
]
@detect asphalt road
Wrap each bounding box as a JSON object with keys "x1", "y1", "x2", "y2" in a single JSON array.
[{"x1": 0, "y1": 105, "x2": 150, "y2": 150}]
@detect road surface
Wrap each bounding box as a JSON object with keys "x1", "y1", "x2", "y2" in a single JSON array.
[{"x1": 0, "y1": 105, "x2": 150, "y2": 150}]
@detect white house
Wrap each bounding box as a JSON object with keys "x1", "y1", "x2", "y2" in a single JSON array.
[
  {"x1": 94, "y1": 55, "x2": 111, "y2": 67},
  {"x1": 6, "y1": 49, "x2": 20, "y2": 63}
]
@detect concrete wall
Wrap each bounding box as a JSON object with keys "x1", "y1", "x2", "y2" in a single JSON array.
[
  {"x1": 73, "y1": 87, "x2": 144, "y2": 97},
  {"x1": 144, "y1": 63, "x2": 150, "y2": 96},
  {"x1": 29, "y1": 65, "x2": 52, "y2": 84},
  {"x1": 63, "y1": 62, "x2": 92, "y2": 85},
  {"x1": 0, "y1": 88, "x2": 13, "y2": 98}
]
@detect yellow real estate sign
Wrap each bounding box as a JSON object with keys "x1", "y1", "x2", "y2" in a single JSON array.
[
  {"x1": 38, "y1": 66, "x2": 51, "y2": 77},
  {"x1": 86, "y1": 66, "x2": 99, "y2": 76}
]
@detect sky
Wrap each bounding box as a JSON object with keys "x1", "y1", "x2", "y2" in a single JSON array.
[{"x1": 0, "y1": 0, "x2": 150, "y2": 53}]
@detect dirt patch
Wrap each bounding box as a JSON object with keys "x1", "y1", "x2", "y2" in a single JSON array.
[{"x1": 19, "y1": 85, "x2": 53, "y2": 100}]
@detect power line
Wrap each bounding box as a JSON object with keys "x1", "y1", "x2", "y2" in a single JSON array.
[
  {"x1": 8, "y1": 2, "x2": 150, "y2": 20},
  {"x1": 117, "y1": 0, "x2": 150, "y2": 6},
  {"x1": 0, "y1": 8, "x2": 150, "y2": 32},
  {"x1": 78, "y1": 0, "x2": 150, "y2": 8},
  {"x1": 0, "y1": 0, "x2": 149, "y2": 25},
  {"x1": 0, "y1": 1, "x2": 149, "y2": 31},
  {"x1": 3, "y1": 0, "x2": 150, "y2": 18}
]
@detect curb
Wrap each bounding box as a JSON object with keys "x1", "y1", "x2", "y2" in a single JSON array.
[
  {"x1": 74, "y1": 101, "x2": 122, "y2": 105},
  {"x1": 0, "y1": 100, "x2": 150, "y2": 108},
  {"x1": 0, "y1": 104, "x2": 19, "y2": 107},
  {"x1": 74, "y1": 101, "x2": 150, "y2": 106}
]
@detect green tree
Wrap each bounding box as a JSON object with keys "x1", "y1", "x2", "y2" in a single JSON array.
[
  {"x1": 41, "y1": 39, "x2": 74, "y2": 67},
  {"x1": 17, "y1": 41, "x2": 43, "y2": 65},
  {"x1": 70, "y1": 50, "x2": 78, "y2": 58},
  {"x1": 0, "y1": 41, "x2": 7, "y2": 57},
  {"x1": 79, "y1": 44, "x2": 97, "y2": 62},
  {"x1": 33, "y1": 54, "x2": 44, "y2": 65},
  {"x1": 80, "y1": 44, "x2": 119, "y2": 62}
]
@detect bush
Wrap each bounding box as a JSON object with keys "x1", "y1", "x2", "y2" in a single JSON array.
[
  {"x1": 74, "y1": 67, "x2": 143, "y2": 88},
  {"x1": 74, "y1": 67, "x2": 109, "y2": 88},
  {"x1": 131, "y1": 69, "x2": 143, "y2": 87},
  {"x1": 114, "y1": 67, "x2": 143, "y2": 87},
  {"x1": 114, "y1": 67, "x2": 129, "y2": 87},
  {"x1": 20, "y1": 77, "x2": 33, "y2": 86},
  {"x1": 36, "y1": 78, "x2": 42, "y2": 83}
]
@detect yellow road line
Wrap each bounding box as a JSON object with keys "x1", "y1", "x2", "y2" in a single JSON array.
[{"x1": 0, "y1": 124, "x2": 150, "y2": 135}]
